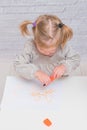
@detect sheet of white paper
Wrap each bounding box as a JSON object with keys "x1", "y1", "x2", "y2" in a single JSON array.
[
  {"x1": 0, "y1": 76, "x2": 87, "y2": 130},
  {"x1": 1, "y1": 76, "x2": 64, "y2": 110}
]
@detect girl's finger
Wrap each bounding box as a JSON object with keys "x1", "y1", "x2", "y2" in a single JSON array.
[
  {"x1": 56, "y1": 73, "x2": 61, "y2": 79},
  {"x1": 56, "y1": 71, "x2": 64, "y2": 78},
  {"x1": 52, "y1": 73, "x2": 56, "y2": 79},
  {"x1": 53, "y1": 68, "x2": 58, "y2": 73},
  {"x1": 42, "y1": 77, "x2": 50, "y2": 86}
]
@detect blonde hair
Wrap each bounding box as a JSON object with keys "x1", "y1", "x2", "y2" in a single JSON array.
[{"x1": 20, "y1": 14, "x2": 73, "y2": 48}]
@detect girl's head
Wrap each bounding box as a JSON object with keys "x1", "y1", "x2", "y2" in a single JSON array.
[{"x1": 20, "y1": 14, "x2": 73, "y2": 55}]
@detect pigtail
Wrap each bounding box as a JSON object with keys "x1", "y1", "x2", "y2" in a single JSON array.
[
  {"x1": 20, "y1": 20, "x2": 32, "y2": 36},
  {"x1": 61, "y1": 25, "x2": 73, "y2": 47}
]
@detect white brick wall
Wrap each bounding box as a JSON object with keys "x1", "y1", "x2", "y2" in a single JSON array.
[{"x1": 0, "y1": 0, "x2": 87, "y2": 61}]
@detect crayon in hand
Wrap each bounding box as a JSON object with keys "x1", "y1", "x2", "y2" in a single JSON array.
[
  {"x1": 50, "y1": 75, "x2": 55, "y2": 81},
  {"x1": 43, "y1": 76, "x2": 55, "y2": 86}
]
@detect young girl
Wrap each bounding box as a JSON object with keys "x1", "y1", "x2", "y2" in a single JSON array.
[{"x1": 14, "y1": 14, "x2": 80, "y2": 86}]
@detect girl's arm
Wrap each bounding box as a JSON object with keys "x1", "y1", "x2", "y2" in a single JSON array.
[
  {"x1": 13, "y1": 40, "x2": 39, "y2": 80},
  {"x1": 58, "y1": 44, "x2": 80, "y2": 76}
]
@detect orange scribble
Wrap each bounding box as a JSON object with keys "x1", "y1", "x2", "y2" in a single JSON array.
[{"x1": 31, "y1": 88, "x2": 54, "y2": 102}]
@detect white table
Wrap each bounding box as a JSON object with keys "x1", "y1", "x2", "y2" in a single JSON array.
[{"x1": 0, "y1": 76, "x2": 87, "y2": 130}]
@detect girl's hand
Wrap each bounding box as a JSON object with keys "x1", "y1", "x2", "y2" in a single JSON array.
[
  {"x1": 35, "y1": 70, "x2": 51, "y2": 86},
  {"x1": 51, "y1": 65, "x2": 66, "y2": 79}
]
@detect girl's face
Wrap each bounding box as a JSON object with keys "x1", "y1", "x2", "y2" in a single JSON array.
[
  {"x1": 36, "y1": 44, "x2": 57, "y2": 56},
  {"x1": 35, "y1": 38, "x2": 58, "y2": 56}
]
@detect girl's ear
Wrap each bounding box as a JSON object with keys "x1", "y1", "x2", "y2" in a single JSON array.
[
  {"x1": 20, "y1": 21, "x2": 32, "y2": 36},
  {"x1": 61, "y1": 25, "x2": 73, "y2": 47}
]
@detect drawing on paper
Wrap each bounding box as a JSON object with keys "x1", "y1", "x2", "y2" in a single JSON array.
[{"x1": 31, "y1": 87, "x2": 54, "y2": 102}]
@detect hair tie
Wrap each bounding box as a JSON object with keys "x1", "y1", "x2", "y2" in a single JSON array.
[
  {"x1": 32, "y1": 22, "x2": 36, "y2": 27},
  {"x1": 58, "y1": 23, "x2": 64, "y2": 28}
]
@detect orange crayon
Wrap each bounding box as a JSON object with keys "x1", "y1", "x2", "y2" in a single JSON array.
[
  {"x1": 50, "y1": 75, "x2": 55, "y2": 81},
  {"x1": 43, "y1": 118, "x2": 52, "y2": 127}
]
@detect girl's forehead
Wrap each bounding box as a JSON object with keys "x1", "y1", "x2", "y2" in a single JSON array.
[
  {"x1": 39, "y1": 45, "x2": 57, "y2": 50},
  {"x1": 42, "y1": 38, "x2": 56, "y2": 45},
  {"x1": 42, "y1": 40, "x2": 58, "y2": 47},
  {"x1": 35, "y1": 38, "x2": 58, "y2": 48}
]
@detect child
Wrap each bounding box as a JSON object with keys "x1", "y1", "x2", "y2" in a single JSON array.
[{"x1": 13, "y1": 14, "x2": 80, "y2": 86}]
